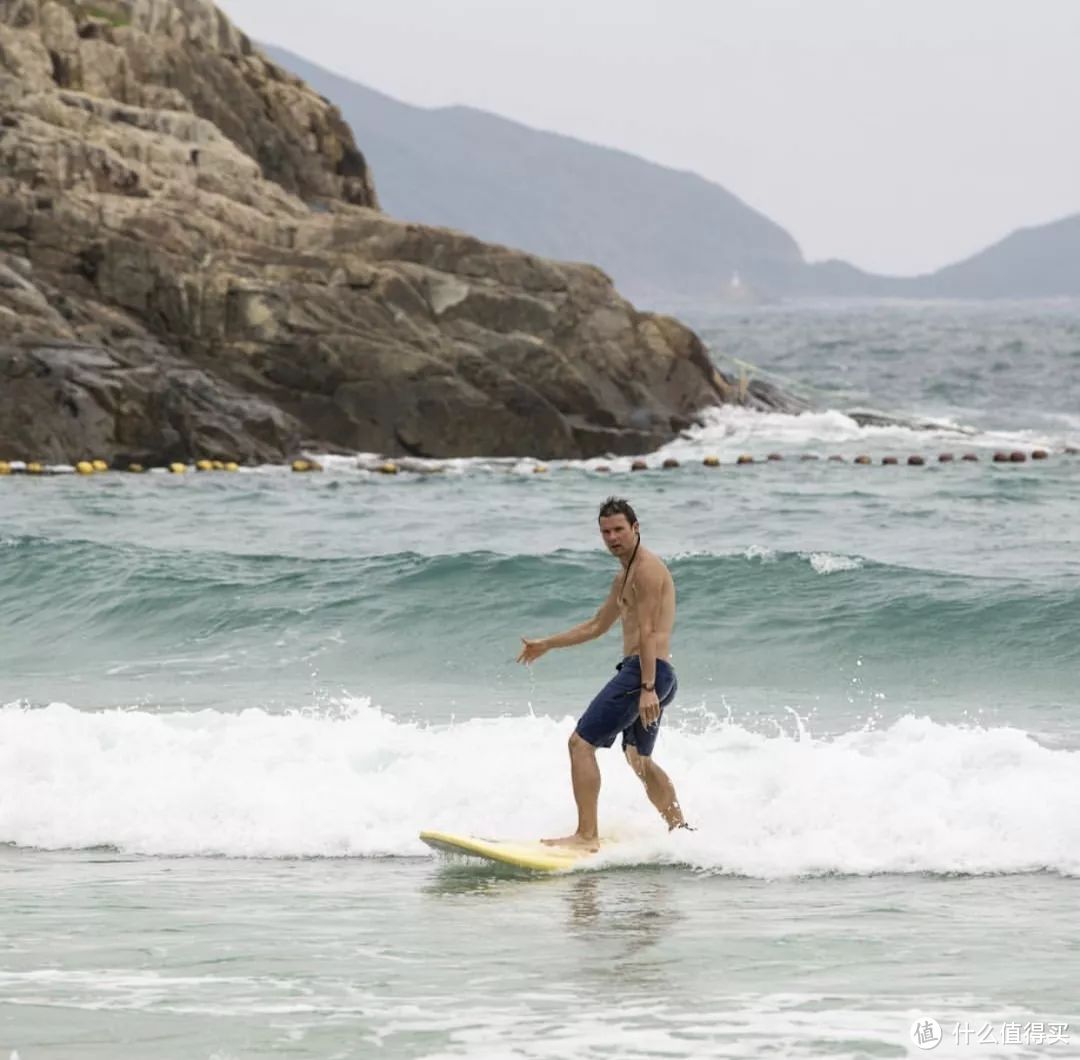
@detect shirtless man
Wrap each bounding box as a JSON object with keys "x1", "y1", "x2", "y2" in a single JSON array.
[{"x1": 517, "y1": 497, "x2": 687, "y2": 850}]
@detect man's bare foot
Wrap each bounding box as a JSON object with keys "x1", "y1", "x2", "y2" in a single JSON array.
[{"x1": 541, "y1": 833, "x2": 600, "y2": 852}]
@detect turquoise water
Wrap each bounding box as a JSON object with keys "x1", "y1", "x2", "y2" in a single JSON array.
[{"x1": 2, "y1": 301, "x2": 1079, "y2": 1058}]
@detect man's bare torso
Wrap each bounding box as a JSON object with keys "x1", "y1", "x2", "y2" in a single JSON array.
[{"x1": 616, "y1": 547, "x2": 675, "y2": 659}]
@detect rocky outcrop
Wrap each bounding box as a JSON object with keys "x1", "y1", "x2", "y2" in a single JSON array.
[{"x1": 0, "y1": 0, "x2": 794, "y2": 465}]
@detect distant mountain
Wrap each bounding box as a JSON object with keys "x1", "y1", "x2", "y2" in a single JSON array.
[
  {"x1": 905, "y1": 214, "x2": 1080, "y2": 298},
  {"x1": 798, "y1": 214, "x2": 1080, "y2": 299},
  {"x1": 266, "y1": 46, "x2": 1080, "y2": 303},
  {"x1": 264, "y1": 45, "x2": 805, "y2": 301}
]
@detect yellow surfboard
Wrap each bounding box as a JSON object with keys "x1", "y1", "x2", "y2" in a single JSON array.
[{"x1": 419, "y1": 830, "x2": 596, "y2": 872}]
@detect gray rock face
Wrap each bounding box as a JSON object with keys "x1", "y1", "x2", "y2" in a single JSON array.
[
  {"x1": 0, "y1": 0, "x2": 793, "y2": 464},
  {"x1": 262, "y1": 45, "x2": 805, "y2": 305}
]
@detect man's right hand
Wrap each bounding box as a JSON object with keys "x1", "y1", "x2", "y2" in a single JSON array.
[{"x1": 517, "y1": 637, "x2": 549, "y2": 665}]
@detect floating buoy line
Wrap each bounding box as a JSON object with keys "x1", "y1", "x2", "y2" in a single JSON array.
[{"x1": 0, "y1": 448, "x2": 1076, "y2": 479}]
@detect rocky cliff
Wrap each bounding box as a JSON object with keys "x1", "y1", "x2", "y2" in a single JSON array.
[
  {"x1": 264, "y1": 45, "x2": 806, "y2": 306},
  {"x1": 0, "y1": 0, "x2": 789, "y2": 466}
]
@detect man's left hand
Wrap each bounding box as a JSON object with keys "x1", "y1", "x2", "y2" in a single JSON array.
[{"x1": 638, "y1": 688, "x2": 661, "y2": 728}]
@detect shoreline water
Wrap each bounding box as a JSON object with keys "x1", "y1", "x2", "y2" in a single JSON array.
[{"x1": 2, "y1": 850, "x2": 1078, "y2": 1059}]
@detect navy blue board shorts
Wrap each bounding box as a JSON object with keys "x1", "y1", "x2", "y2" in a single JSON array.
[{"x1": 575, "y1": 655, "x2": 677, "y2": 757}]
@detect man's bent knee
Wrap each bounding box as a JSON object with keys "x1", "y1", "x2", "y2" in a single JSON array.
[{"x1": 569, "y1": 731, "x2": 596, "y2": 756}]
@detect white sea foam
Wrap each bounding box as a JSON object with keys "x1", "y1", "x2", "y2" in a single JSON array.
[
  {"x1": 653, "y1": 405, "x2": 1068, "y2": 463},
  {"x1": 2, "y1": 700, "x2": 1078, "y2": 876},
  {"x1": 304, "y1": 405, "x2": 1075, "y2": 475},
  {"x1": 806, "y1": 552, "x2": 864, "y2": 574}
]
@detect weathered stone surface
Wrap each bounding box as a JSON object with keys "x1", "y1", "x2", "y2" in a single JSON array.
[{"x1": 0, "y1": 0, "x2": 794, "y2": 464}]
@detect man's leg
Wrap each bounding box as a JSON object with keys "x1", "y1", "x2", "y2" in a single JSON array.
[
  {"x1": 624, "y1": 745, "x2": 686, "y2": 829},
  {"x1": 543, "y1": 731, "x2": 601, "y2": 850}
]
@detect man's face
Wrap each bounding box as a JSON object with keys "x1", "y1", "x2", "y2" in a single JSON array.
[{"x1": 599, "y1": 514, "x2": 637, "y2": 557}]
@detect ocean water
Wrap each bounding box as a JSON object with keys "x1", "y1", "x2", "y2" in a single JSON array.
[{"x1": 2, "y1": 300, "x2": 1079, "y2": 1059}]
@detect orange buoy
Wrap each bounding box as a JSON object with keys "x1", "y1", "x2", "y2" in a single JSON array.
[
  {"x1": 854, "y1": 455, "x2": 871, "y2": 465},
  {"x1": 766, "y1": 453, "x2": 783, "y2": 462},
  {"x1": 828, "y1": 455, "x2": 845, "y2": 462},
  {"x1": 962, "y1": 453, "x2": 979, "y2": 462},
  {"x1": 882, "y1": 456, "x2": 899, "y2": 465},
  {"x1": 662, "y1": 457, "x2": 680, "y2": 469},
  {"x1": 736, "y1": 454, "x2": 754, "y2": 465},
  {"x1": 594, "y1": 464, "x2": 611, "y2": 473},
  {"x1": 907, "y1": 455, "x2": 925, "y2": 466},
  {"x1": 631, "y1": 459, "x2": 648, "y2": 471},
  {"x1": 1009, "y1": 451, "x2": 1027, "y2": 463},
  {"x1": 993, "y1": 452, "x2": 1009, "y2": 463},
  {"x1": 939, "y1": 453, "x2": 955, "y2": 463},
  {"x1": 1031, "y1": 449, "x2": 1048, "y2": 460},
  {"x1": 800, "y1": 454, "x2": 820, "y2": 462}
]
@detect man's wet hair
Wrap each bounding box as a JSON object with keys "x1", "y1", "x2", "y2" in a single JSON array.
[{"x1": 598, "y1": 497, "x2": 638, "y2": 527}]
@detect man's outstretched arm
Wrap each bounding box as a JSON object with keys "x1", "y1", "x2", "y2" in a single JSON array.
[{"x1": 517, "y1": 579, "x2": 619, "y2": 664}]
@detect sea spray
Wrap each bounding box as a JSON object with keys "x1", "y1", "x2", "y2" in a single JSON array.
[{"x1": 2, "y1": 700, "x2": 1078, "y2": 876}]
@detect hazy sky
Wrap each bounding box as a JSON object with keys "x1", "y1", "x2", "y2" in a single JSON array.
[{"x1": 217, "y1": 0, "x2": 1079, "y2": 275}]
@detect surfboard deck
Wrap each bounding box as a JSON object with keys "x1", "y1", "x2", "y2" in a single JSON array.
[{"x1": 419, "y1": 829, "x2": 595, "y2": 872}]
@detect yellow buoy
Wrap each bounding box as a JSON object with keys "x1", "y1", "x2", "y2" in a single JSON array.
[
  {"x1": 736, "y1": 454, "x2": 754, "y2": 465},
  {"x1": 0, "y1": 462, "x2": 10, "y2": 476},
  {"x1": 224, "y1": 462, "x2": 239, "y2": 472},
  {"x1": 76, "y1": 461, "x2": 95, "y2": 475},
  {"x1": 196, "y1": 459, "x2": 214, "y2": 472},
  {"x1": 533, "y1": 464, "x2": 549, "y2": 474},
  {"x1": 379, "y1": 461, "x2": 399, "y2": 475},
  {"x1": 27, "y1": 462, "x2": 44, "y2": 475},
  {"x1": 169, "y1": 462, "x2": 187, "y2": 474},
  {"x1": 703, "y1": 455, "x2": 720, "y2": 467},
  {"x1": 127, "y1": 463, "x2": 145, "y2": 473},
  {"x1": 212, "y1": 460, "x2": 225, "y2": 471},
  {"x1": 91, "y1": 459, "x2": 108, "y2": 472}
]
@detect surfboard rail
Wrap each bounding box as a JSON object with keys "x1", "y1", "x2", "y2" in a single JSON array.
[{"x1": 419, "y1": 829, "x2": 593, "y2": 872}]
